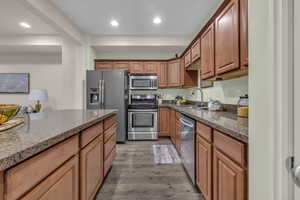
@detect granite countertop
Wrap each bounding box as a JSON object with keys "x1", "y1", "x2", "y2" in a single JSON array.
[
  {"x1": 159, "y1": 104, "x2": 248, "y2": 143},
  {"x1": 0, "y1": 109, "x2": 117, "y2": 171}
]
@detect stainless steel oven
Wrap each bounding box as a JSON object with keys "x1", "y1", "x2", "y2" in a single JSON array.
[
  {"x1": 129, "y1": 74, "x2": 158, "y2": 90},
  {"x1": 127, "y1": 94, "x2": 158, "y2": 140}
]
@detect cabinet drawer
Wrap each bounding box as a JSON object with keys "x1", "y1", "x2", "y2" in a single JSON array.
[
  {"x1": 80, "y1": 122, "x2": 103, "y2": 148},
  {"x1": 214, "y1": 130, "x2": 246, "y2": 167},
  {"x1": 5, "y1": 135, "x2": 79, "y2": 200},
  {"x1": 104, "y1": 123, "x2": 118, "y2": 143},
  {"x1": 104, "y1": 114, "x2": 117, "y2": 130},
  {"x1": 104, "y1": 133, "x2": 117, "y2": 159},
  {"x1": 20, "y1": 155, "x2": 79, "y2": 200},
  {"x1": 104, "y1": 147, "x2": 116, "y2": 176},
  {"x1": 197, "y1": 122, "x2": 213, "y2": 143}
]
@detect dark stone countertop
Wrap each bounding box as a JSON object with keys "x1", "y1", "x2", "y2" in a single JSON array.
[
  {"x1": 159, "y1": 104, "x2": 248, "y2": 143},
  {"x1": 0, "y1": 109, "x2": 117, "y2": 171}
]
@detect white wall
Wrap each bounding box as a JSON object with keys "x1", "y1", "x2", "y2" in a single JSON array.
[
  {"x1": 249, "y1": 0, "x2": 275, "y2": 199},
  {"x1": 0, "y1": 37, "x2": 85, "y2": 110}
]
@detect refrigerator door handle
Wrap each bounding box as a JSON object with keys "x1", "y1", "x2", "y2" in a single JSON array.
[
  {"x1": 101, "y1": 80, "x2": 105, "y2": 107},
  {"x1": 99, "y1": 80, "x2": 102, "y2": 106}
]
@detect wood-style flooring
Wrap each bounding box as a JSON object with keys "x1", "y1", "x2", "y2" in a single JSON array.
[{"x1": 95, "y1": 139, "x2": 203, "y2": 200}]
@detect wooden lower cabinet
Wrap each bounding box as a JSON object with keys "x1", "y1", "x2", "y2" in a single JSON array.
[
  {"x1": 159, "y1": 107, "x2": 170, "y2": 137},
  {"x1": 213, "y1": 149, "x2": 246, "y2": 200},
  {"x1": 80, "y1": 136, "x2": 104, "y2": 200},
  {"x1": 21, "y1": 155, "x2": 79, "y2": 200},
  {"x1": 175, "y1": 117, "x2": 181, "y2": 153},
  {"x1": 170, "y1": 109, "x2": 176, "y2": 144},
  {"x1": 196, "y1": 135, "x2": 212, "y2": 200}
]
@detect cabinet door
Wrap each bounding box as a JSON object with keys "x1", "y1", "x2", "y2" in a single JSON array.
[
  {"x1": 184, "y1": 50, "x2": 191, "y2": 68},
  {"x1": 201, "y1": 23, "x2": 215, "y2": 80},
  {"x1": 196, "y1": 135, "x2": 212, "y2": 200},
  {"x1": 144, "y1": 62, "x2": 158, "y2": 74},
  {"x1": 80, "y1": 136, "x2": 103, "y2": 200},
  {"x1": 158, "y1": 62, "x2": 168, "y2": 88},
  {"x1": 21, "y1": 156, "x2": 79, "y2": 200},
  {"x1": 191, "y1": 39, "x2": 201, "y2": 62},
  {"x1": 170, "y1": 109, "x2": 176, "y2": 145},
  {"x1": 213, "y1": 149, "x2": 246, "y2": 200},
  {"x1": 240, "y1": 0, "x2": 248, "y2": 67},
  {"x1": 113, "y1": 62, "x2": 129, "y2": 70},
  {"x1": 129, "y1": 62, "x2": 144, "y2": 74},
  {"x1": 159, "y1": 107, "x2": 170, "y2": 137},
  {"x1": 215, "y1": 0, "x2": 240, "y2": 75},
  {"x1": 175, "y1": 119, "x2": 181, "y2": 153},
  {"x1": 95, "y1": 62, "x2": 113, "y2": 70},
  {"x1": 168, "y1": 60, "x2": 181, "y2": 87}
]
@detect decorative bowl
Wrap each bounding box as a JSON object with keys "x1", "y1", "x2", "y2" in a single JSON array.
[{"x1": 0, "y1": 104, "x2": 21, "y2": 124}]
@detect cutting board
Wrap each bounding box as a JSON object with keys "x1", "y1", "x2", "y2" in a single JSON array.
[{"x1": 0, "y1": 118, "x2": 24, "y2": 132}]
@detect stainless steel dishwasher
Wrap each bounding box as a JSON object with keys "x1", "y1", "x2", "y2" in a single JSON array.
[{"x1": 180, "y1": 114, "x2": 196, "y2": 185}]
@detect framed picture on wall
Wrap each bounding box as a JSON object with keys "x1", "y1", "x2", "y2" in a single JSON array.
[{"x1": 0, "y1": 73, "x2": 30, "y2": 94}]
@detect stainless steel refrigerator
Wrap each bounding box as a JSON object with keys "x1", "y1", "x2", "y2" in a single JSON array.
[{"x1": 86, "y1": 70, "x2": 128, "y2": 142}]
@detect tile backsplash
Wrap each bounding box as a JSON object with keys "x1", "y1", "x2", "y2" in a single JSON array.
[{"x1": 130, "y1": 76, "x2": 248, "y2": 105}]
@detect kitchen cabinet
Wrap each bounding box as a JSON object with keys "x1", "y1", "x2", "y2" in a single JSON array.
[
  {"x1": 21, "y1": 156, "x2": 79, "y2": 200},
  {"x1": 159, "y1": 107, "x2": 170, "y2": 137},
  {"x1": 201, "y1": 23, "x2": 215, "y2": 80},
  {"x1": 213, "y1": 149, "x2": 246, "y2": 200},
  {"x1": 175, "y1": 112, "x2": 181, "y2": 153},
  {"x1": 240, "y1": 0, "x2": 248, "y2": 67},
  {"x1": 170, "y1": 109, "x2": 176, "y2": 145},
  {"x1": 129, "y1": 62, "x2": 143, "y2": 74},
  {"x1": 184, "y1": 49, "x2": 192, "y2": 68},
  {"x1": 144, "y1": 62, "x2": 159, "y2": 74},
  {"x1": 95, "y1": 62, "x2": 113, "y2": 70},
  {"x1": 215, "y1": 0, "x2": 240, "y2": 75},
  {"x1": 196, "y1": 135, "x2": 212, "y2": 200},
  {"x1": 191, "y1": 39, "x2": 201, "y2": 63},
  {"x1": 104, "y1": 115, "x2": 117, "y2": 177},
  {"x1": 158, "y1": 62, "x2": 168, "y2": 88},
  {"x1": 80, "y1": 136, "x2": 104, "y2": 200},
  {"x1": 168, "y1": 59, "x2": 181, "y2": 87},
  {"x1": 180, "y1": 58, "x2": 198, "y2": 88},
  {"x1": 113, "y1": 62, "x2": 129, "y2": 70},
  {"x1": 5, "y1": 135, "x2": 79, "y2": 200}
]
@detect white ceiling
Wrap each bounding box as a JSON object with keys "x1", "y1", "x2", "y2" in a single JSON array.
[
  {"x1": 50, "y1": 0, "x2": 223, "y2": 36},
  {"x1": 0, "y1": 0, "x2": 57, "y2": 35}
]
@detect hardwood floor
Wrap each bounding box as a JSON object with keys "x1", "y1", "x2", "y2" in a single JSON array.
[{"x1": 95, "y1": 139, "x2": 203, "y2": 200}]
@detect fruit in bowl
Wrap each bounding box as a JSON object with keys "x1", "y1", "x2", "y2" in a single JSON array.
[{"x1": 0, "y1": 104, "x2": 21, "y2": 124}]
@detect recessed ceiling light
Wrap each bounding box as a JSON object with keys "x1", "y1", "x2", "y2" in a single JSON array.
[
  {"x1": 19, "y1": 22, "x2": 31, "y2": 29},
  {"x1": 110, "y1": 20, "x2": 119, "y2": 27},
  {"x1": 153, "y1": 17, "x2": 162, "y2": 24}
]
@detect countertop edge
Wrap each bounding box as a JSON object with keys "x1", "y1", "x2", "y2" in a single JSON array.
[
  {"x1": 0, "y1": 110, "x2": 117, "y2": 171},
  {"x1": 159, "y1": 104, "x2": 248, "y2": 143}
]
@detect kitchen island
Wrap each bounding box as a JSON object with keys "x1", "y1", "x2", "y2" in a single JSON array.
[{"x1": 0, "y1": 109, "x2": 118, "y2": 200}]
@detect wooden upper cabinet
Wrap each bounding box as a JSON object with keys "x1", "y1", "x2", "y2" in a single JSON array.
[
  {"x1": 215, "y1": 0, "x2": 240, "y2": 75},
  {"x1": 158, "y1": 62, "x2": 168, "y2": 88},
  {"x1": 167, "y1": 59, "x2": 181, "y2": 87},
  {"x1": 197, "y1": 135, "x2": 212, "y2": 200},
  {"x1": 240, "y1": 0, "x2": 248, "y2": 67},
  {"x1": 95, "y1": 62, "x2": 113, "y2": 70},
  {"x1": 201, "y1": 23, "x2": 215, "y2": 80},
  {"x1": 184, "y1": 49, "x2": 192, "y2": 68},
  {"x1": 191, "y1": 39, "x2": 201, "y2": 62},
  {"x1": 80, "y1": 136, "x2": 104, "y2": 200},
  {"x1": 113, "y1": 62, "x2": 129, "y2": 70},
  {"x1": 129, "y1": 62, "x2": 144, "y2": 74},
  {"x1": 213, "y1": 149, "x2": 246, "y2": 200},
  {"x1": 144, "y1": 62, "x2": 159, "y2": 74},
  {"x1": 159, "y1": 107, "x2": 170, "y2": 137},
  {"x1": 21, "y1": 156, "x2": 79, "y2": 200}
]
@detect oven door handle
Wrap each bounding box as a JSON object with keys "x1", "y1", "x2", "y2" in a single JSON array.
[{"x1": 128, "y1": 109, "x2": 158, "y2": 112}]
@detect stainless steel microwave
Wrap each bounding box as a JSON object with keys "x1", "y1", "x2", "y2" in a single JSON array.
[{"x1": 129, "y1": 74, "x2": 158, "y2": 90}]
